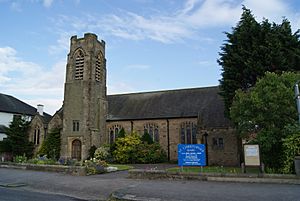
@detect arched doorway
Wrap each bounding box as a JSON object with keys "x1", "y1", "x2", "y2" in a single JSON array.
[{"x1": 71, "y1": 139, "x2": 81, "y2": 160}]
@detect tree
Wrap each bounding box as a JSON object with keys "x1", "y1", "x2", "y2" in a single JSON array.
[
  {"x1": 141, "y1": 131, "x2": 154, "y2": 144},
  {"x1": 38, "y1": 128, "x2": 61, "y2": 160},
  {"x1": 230, "y1": 72, "x2": 300, "y2": 170},
  {"x1": 282, "y1": 124, "x2": 300, "y2": 173},
  {"x1": 117, "y1": 128, "x2": 126, "y2": 138},
  {"x1": 218, "y1": 6, "x2": 300, "y2": 116},
  {"x1": 5, "y1": 116, "x2": 33, "y2": 157}
]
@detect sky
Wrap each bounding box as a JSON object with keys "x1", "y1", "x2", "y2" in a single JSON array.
[{"x1": 0, "y1": 0, "x2": 300, "y2": 115}]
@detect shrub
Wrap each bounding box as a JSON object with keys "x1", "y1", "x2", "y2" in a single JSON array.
[
  {"x1": 88, "y1": 145, "x2": 97, "y2": 159},
  {"x1": 14, "y1": 155, "x2": 27, "y2": 163},
  {"x1": 27, "y1": 155, "x2": 58, "y2": 165},
  {"x1": 141, "y1": 132, "x2": 154, "y2": 144},
  {"x1": 282, "y1": 124, "x2": 300, "y2": 174},
  {"x1": 57, "y1": 157, "x2": 81, "y2": 166},
  {"x1": 38, "y1": 128, "x2": 61, "y2": 160},
  {"x1": 113, "y1": 131, "x2": 167, "y2": 164},
  {"x1": 84, "y1": 158, "x2": 108, "y2": 175},
  {"x1": 138, "y1": 143, "x2": 167, "y2": 164},
  {"x1": 94, "y1": 145, "x2": 110, "y2": 161},
  {"x1": 117, "y1": 128, "x2": 126, "y2": 138}
]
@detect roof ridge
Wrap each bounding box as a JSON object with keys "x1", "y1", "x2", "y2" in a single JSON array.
[{"x1": 108, "y1": 85, "x2": 219, "y2": 97}]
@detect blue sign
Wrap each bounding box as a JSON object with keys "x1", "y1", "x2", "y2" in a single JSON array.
[{"x1": 178, "y1": 144, "x2": 206, "y2": 166}]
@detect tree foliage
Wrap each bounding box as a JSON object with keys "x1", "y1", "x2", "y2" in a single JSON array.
[
  {"x1": 218, "y1": 6, "x2": 300, "y2": 116},
  {"x1": 113, "y1": 132, "x2": 141, "y2": 164},
  {"x1": 282, "y1": 124, "x2": 300, "y2": 173},
  {"x1": 38, "y1": 128, "x2": 61, "y2": 160},
  {"x1": 5, "y1": 116, "x2": 33, "y2": 157},
  {"x1": 113, "y1": 131, "x2": 167, "y2": 164},
  {"x1": 230, "y1": 72, "x2": 300, "y2": 170},
  {"x1": 141, "y1": 131, "x2": 154, "y2": 144}
]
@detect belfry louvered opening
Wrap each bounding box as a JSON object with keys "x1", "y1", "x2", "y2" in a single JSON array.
[
  {"x1": 75, "y1": 50, "x2": 84, "y2": 80},
  {"x1": 95, "y1": 53, "x2": 103, "y2": 82}
]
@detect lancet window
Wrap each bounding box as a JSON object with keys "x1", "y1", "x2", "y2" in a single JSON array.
[
  {"x1": 109, "y1": 124, "x2": 123, "y2": 144},
  {"x1": 180, "y1": 122, "x2": 197, "y2": 144},
  {"x1": 144, "y1": 123, "x2": 159, "y2": 142}
]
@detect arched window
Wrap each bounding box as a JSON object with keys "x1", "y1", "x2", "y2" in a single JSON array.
[
  {"x1": 95, "y1": 53, "x2": 104, "y2": 82},
  {"x1": 71, "y1": 139, "x2": 81, "y2": 160},
  {"x1": 33, "y1": 127, "x2": 40, "y2": 145},
  {"x1": 74, "y1": 49, "x2": 84, "y2": 80},
  {"x1": 180, "y1": 122, "x2": 197, "y2": 144},
  {"x1": 144, "y1": 123, "x2": 159, "y2": 142},
  {"x1": 108, "y1": 124, "x2": 122, "y2": 144}
]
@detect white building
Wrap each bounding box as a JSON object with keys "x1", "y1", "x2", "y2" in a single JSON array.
[{"x1": 0, "y1": 93, "x2": 44, "y2": 141}]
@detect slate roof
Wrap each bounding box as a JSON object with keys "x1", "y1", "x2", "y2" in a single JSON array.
[
  {"x1": 0, "y1": 124, "x2": 7, "y2": 133},
  {"x1": 0, "y1": 93, "x2": 52, "y2": 121},
  {"x1": 107, "y1": 86, "x2": 231, "y2": 128}
]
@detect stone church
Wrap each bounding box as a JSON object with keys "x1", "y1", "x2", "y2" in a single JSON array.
[{"x1": 29, "y1": 33, "x2": 240, "y2": 166}]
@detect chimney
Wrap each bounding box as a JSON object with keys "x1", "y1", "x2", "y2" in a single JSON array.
[{"x1": 37, "y1": 104, "x2": 44, "y2": 116}]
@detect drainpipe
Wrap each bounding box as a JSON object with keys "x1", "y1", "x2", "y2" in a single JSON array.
[
  {"x1": 294, "y1": 82, "x2": 300, "y2": 125},
  {"x1": 131, "y1": 121, "x2": 134, "y2": 133},
  {"x1": 203, "y1": 132, "x2": 209, "y2": 166},
  {"x1": 167, "y1": 119, "x2": 170, "y2": 161}
]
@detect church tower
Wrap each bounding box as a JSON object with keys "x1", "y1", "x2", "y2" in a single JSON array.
[{"x1": 61, "y1": 33, "x2": 107, "y2": 160}]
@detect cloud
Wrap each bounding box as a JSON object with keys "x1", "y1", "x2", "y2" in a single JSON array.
[
  {"x1": 0, "y1": 46, "x2": 65, "y2": 114},
  {"x1": 10, "y1": 2, "x2": 22, "y2": 12},
  {"x1": 24, "y1": 98, "x2": 62, "y2": 115},
  {"x1": 48, "y1": 0, "x2": 299, "y2": 45},
  {"x1": 43, "y1": 0, "x2": 53, "y2": 8}
]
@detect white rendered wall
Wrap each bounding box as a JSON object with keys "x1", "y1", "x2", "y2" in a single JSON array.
[
  {"x1": 0, "y1": 112, "x2": 33, "y2": 141},
  {"x1": 0, "y1": 133, "x2": 7, "y2": 141},
  {"x1": 0, "y1": 112, "x2": 14, "y2": 127}
]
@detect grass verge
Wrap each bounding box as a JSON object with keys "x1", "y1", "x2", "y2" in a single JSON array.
[{"x1": 167, "y1": 166, "x2": 260, "y2": 174}]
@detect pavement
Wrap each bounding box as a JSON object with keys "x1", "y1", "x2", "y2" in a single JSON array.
[{"x1": 0, "y1": 164, "x2": 299, "y2": 201}]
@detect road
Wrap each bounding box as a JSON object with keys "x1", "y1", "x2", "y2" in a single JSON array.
[
  {"x1": 0, "y1": 168, "x2": 299, "y2": 201},
  {"x1": 0, "y1": 187, "x2": 85, "y2": 201}
]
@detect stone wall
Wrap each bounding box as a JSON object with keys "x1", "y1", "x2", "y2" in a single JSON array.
[
  {"x1": 48, "y1": 112, "x2": 62, "y2": 131},
  {"x1": 204, "y1": 128, "x2": 240, "y2": 166},
  {"x1": 107, "y1": 118, "x2": 240, "y2": 166},
  {"x1": 28, "y1": 116, "x2": 46, "y2": 154}
]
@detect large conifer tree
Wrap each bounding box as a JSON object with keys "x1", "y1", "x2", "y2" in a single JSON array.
[
  {"x1": 218, "y1": 6, "x2": 300, "y2": 116},
  {"x1": 5, "y1": 116, "x2": 33, "y2": 157}
]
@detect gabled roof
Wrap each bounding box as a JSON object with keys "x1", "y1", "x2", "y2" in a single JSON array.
[
  {"x1": 0, "y1": 93, "x2": 37, "y2": 115},
  {"x1": 0, "y1": 93, "x2": 52, "y2": 121},
  {"x1": 107, "y1": 86, "x2": 231, "y2": 128},
  {"x1": 34, "y1": 113, "x2": 52, "y2": 125}
]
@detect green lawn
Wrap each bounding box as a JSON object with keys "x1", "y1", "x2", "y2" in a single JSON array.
[{"x1": 167, "y1": 166, "x2": 260, "y2": 174}]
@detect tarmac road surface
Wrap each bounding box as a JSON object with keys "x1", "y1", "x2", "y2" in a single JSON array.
[{"x1": 0, "y1": 168, "x2": 299, "y2": 201}]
